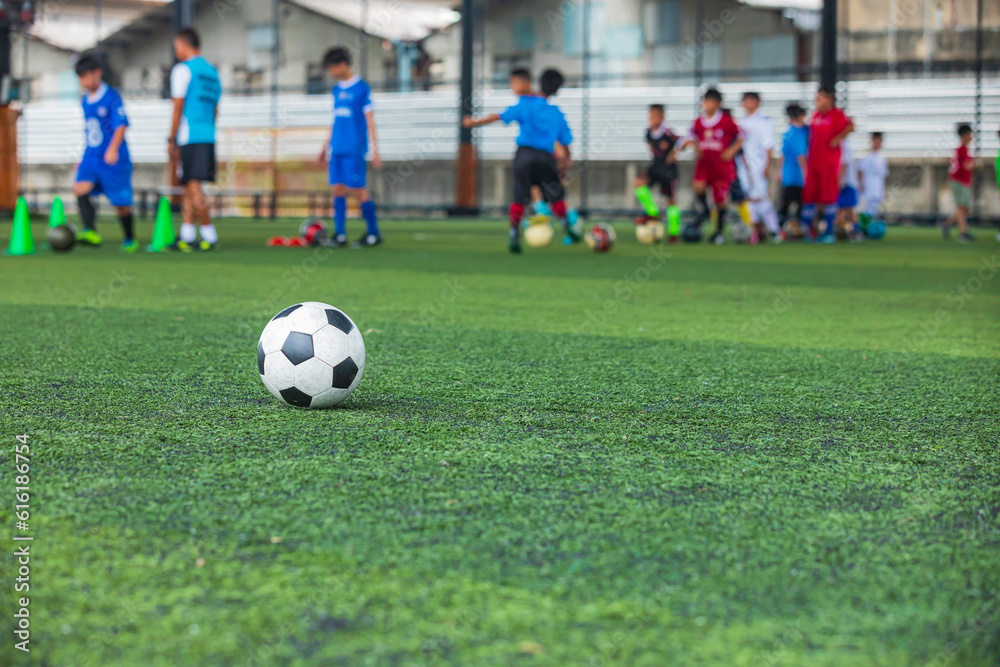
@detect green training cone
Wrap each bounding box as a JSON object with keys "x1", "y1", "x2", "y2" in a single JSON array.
[
  {"x1": 48, "y1": 197, "x2": 66, "y2": 228},
  {"x1": 6, "y1": 197, "x2": 35, "y2": 256},
  {"x1": 147, "y1": 196, "x2": 176, "y2": 252}
]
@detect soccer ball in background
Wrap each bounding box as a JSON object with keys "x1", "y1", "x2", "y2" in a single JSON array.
[
  {"x1": 730, "y1": 222, "x2": 754, "y2": 244},
  {"x1": 299, "y1": 218, "x2": 328, "y2": 246},
  {"x1": 47, "y1": 224, "x2": 76, "y2": 252},
  {"x1": 524, "y1": 220, "x2": 554, "y2": 247},
  {"x1": 257, "y1": 302, "x2": 366, "y2": 408},
  {"x1": 635, "y1": 221, "x2": 664, "y2": 245},
  {"x1": 682, "y1": 223, "x2": 703, "y2": 243},
  {"x1": 585, "y1": 222, "x2": 616, "y2": 252}
]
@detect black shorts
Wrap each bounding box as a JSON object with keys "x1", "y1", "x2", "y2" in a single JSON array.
[
  {"x1": 645, "y1": 162, "x2": 676, "y2": 198},
  {"x1": 513, "y1": 146, "x2": 563, "y2": 205},
  {"x1": 179, "y1": 143, "x2": 217, "y2": 184},
  {"x1": 779, "y1": 185, "x2": 803, "y2": 218}
]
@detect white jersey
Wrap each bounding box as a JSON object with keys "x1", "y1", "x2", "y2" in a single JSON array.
[
  {"x1": 738, "y1": 111, "x2": 775, "y2": 200},
  {"x1": 858, "y1": 150, "x2": 889, "y2": 200},
  {"x1": 840, "y1": 142, "x2": 859, "y2": 190}
]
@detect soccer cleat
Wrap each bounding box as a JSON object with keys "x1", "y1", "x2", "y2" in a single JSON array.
[
  {"x1": 710, "y1": 232, "x2": 725, "y2": 245},
  {"x1": 509, "y1": 239, "x2": 522, "y2": 254},
  {"x1": 562, "y1": 222, "x2": 582, "y2": 243},
  {"x1": 121, "y1": 239, "x2": 138, "y2": 253},
  {"x1": 818, "y1": 234, "x2": 836, "y2": 244},
  {"x1": 77, "y1": 229, "x2": 102, "y2": 246},
  {"x1": 352, "y1": 234, "x2": 383, "y2": 248},
  {"x1": 958, "y1": 232, "x2": 974, "y2": 244},
  {"x1": 321, "y1": 235, "x2": 348, "y2": 248},
  {"x1": 171, "y1": 240, "x2": 194, "y2": 252},
  {"x1": 198, "y1": 240, "x2": 218, "y2": 251}
]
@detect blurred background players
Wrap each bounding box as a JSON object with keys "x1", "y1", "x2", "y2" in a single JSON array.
[
  {"x1": 800, "y1": 86, "x2": 853, "y2": 243},
  {"x1": 836, "y1": 140, "x2": 859, "y2": 236},
  {"x1": 168, "y1": 28, "x2": 222, "y2": 251},
  {"x1": 633, "y1": 104, "x2": 681, "y2": 242},
  {"x1": 778, "y1": 104, "x2": 808, "y2": 231},
  {"x1": 737, "y1": 92, "x2": 782, "y2": 242},
  {"x1": 942, "y1": 124, "x2": 975, "y2": 243},
  {"x1": 317, "y1": 46, "x2": 383, "y2": 248},
  {"x1": 857, "y1": 132, "x2": 888, "y2": 229},
  {"x1": 73, "y1": 55, "x2": 136, "y2": 252},
  {"x1": 463, "y1": 68, "x2": 575, "y2": 253},
  {"x1": 682, "y1": 88, "x2": 743, "y2": 244}
]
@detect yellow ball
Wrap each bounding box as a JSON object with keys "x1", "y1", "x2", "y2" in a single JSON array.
[
  {"x1": 524, "y1": 222, "x2": 554, "y2": 247},
  {"x1": 635, "y1": 222, "x2": 664, "y2": 245}
]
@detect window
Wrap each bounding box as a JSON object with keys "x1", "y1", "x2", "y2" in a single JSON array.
[
  {"x1": 306, "y1": 63, "x2": 326, "y2": 95},
  {"x1": 563, "y1": 1, "x2": 606, "y2": 56},
  {"x1": 233, "y1": 66, "x2": 264, "y2": 94},
  {"x1": 247, "y1": 24, "x2": 276, "y2": 72},
  {"x1": 645, "y1": 1, "x2": 681, "y2": 46},
  {"x1": 750, "y1": 35, "x2": 796, "y2": 81},
  {"x1": 606, "y1": 25, "x2": 643, "y2": 58},
  {"x1": 512, "y1": 17, "x2": 535, "y2": 52}
]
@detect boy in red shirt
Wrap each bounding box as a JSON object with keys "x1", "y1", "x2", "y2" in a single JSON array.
[
  {"x1": 942, "y1": 124, "x2": 975, "y2": 243},
  {"x1": 801, "y1": 86, "x2": 853, "y2": 242},
  {"x1": 681, "y1": 88, "x2": 743, "y2": 244}
]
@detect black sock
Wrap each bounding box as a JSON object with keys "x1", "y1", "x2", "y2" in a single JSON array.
[
  {"x1": 119, "y1": 213, "x2": 135, "y2": 241},
  {"x1": 77, "y1": 195, "x2": 96, "y2": 231},
  {"x1": 695, "y1": 192, "x2": 709, "y2": 225},
  {"x1": 715, "y1": 206, "x2": 727, "y2": 235}
]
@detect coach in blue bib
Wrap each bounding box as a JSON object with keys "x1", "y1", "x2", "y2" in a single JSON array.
[{"x1": 168, "y1": 28, "x2": 222, "y2": 251}]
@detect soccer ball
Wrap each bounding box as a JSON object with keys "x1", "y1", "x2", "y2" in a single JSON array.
[
  {"x1": 635, "y1": 221, "x2": 664, "y2": 245},
  {"x1": 257, "y1": 302, "x2": 365, "y2": 408},
  {"x1": 865, "y1": 220, "x2": 887, "y2": 240},
  {"x1": 730, "y1": 222, "x2": 754, "y2": 244},
  {"x1": 585, "y1": 222, "x2": 615, "y2": 252},
  {"x1": 299, "y1": 217, "x2": 328, "y2": 246},
  {"x1": 524, "y1": 221, "x2": 554, "y2": 247},
  {"x1": 47, "y1": 224, "x2": 76, "y2": 252},
  {"x1": 681, "y1": 223, "x2": 703, "y2": 243}
]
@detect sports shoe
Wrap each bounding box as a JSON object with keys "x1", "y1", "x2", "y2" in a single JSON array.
[
  {"x1": 749, "y1": 229, "x2": 760, "y2": 245},
  {"x1": 352, "y1": 234, "x2": 383, "y2": 248},
  {"x1": 562, "y1": 222, "x2": 582, "y2": 243},
  {"x1": 121, "y1": 239, "x2": 138, "y2": 253},
  {"x1": 634, "y1": 214, "x2": 657, "y2": 226},
  {"x1": 77, "y1": 229, "x2": 102, "y2": 246},
  {"x1": 509, "y1": 228, "x2": 522, "y2": 254},
  {"x1": 710, "y1": 232, "x2": 725, "y2": 245},
  {"x1": 170, "y1": 240, "x2": 194, "y2": 252},
  {"x1": 198, "y1": 240, "x2": 218, "y2": 251},
  {"x1": 775, "y1": 231, "x2": 787, "y2": 244},
  {"x1": 667, "y1": 235, "x2": 679, "y2": 244},
  {"x1": 321, "y1": 235, "x2": 348, "y2": 248},
  {"x1": 958, "y1": 232, "x2": 974, "y2": 244},
  {"x1": 818, "y1": 234, "x2": 836, "y2": 244}
]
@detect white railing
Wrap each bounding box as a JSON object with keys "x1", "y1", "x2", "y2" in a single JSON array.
[{"x1": 18, "y1": 77, "x2": 1000, "y2": 165}]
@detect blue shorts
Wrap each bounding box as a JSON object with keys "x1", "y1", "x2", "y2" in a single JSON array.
[
  {"x1": 76, "y1": 159, "x2": 133, "y2": 207},
  {"x1": 837, "y1": 185, "x2": 858, "y2": 209},
  {"x1": 328, "y1": 153, "x2": 367, "y2": 189}
]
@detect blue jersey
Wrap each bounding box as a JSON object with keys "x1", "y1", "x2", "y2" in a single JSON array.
[
  {"x1": 171, "y1": 56, "x2": 221, "y2": 145},
  {"x1": 81, "y1": 84, "x2": 129, "y2": 166},
  {"x1": 499, "y1": 96, "x2": 572, "y2": 153},
  {"x1": 781, "y1": 124, "x2": 809, "y2": 187},
  {"x1": 330, "y1": 76, "x2": 374, "y2": 156}
]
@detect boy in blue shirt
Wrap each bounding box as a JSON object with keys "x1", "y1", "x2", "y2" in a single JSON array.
[
  {"x1": 778, "y1": 103, "x2": 808, "y2": 231},
  {"x1": 462, "y1": 68, "x2": 577, "y2": 253},
  {"x1": 168, "y1": 28, "x2": 222, "y2": 251},
  {"x1": 73, "y1": 55, "x2": 136, "y2": 252},
  {"x1": 316, "y1": 46, "x2": 382, "y2": 248}
]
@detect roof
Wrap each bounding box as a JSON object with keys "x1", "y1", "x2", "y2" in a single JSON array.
[
  {"x1": 287, "y1": 0, "x2": 460, "y2": 42},
  {"x1": 28, "y1": 0, "x2": 170, "y2": 52}
]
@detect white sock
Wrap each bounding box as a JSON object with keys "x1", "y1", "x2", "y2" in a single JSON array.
[
  {"x1": 199, "y1": 224, "x2": 218, "y2": 244},
  {"x1": 180, "y1": 222, "x2": 197, "y2": 243},
  {"x1": 756, "y1": 201, "x2": 782, "y2": 235}
]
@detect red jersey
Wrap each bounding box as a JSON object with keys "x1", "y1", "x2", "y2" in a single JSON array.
[
  {"x1": 949, "y1": 145, "x2": 972, "y2": 185},
  {"x1": 807, "y1": 107, "x2": 851, "y2": 169},
  {"x1": 688, "y1": 112, "x2": 742, "y2": 156}
]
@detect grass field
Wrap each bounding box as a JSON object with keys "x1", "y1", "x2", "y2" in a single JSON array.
[{"x1": 1, "y1": 217, "x2": 998, "y2": 666}]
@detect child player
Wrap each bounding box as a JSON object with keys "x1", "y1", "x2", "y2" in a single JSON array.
[
  {"x1": 317, "y1": 46, "x2": 382, "y2": 247},
  {"x1": 634, "y1": 104, "x2": 681, "y2": 242},
  {"x1": 462, "y1": 68, "x2": 576, "y2": 253},
  {"x1": 73, "y1": 55, "x2": 137, "y2": 252},
  {"x1": 835, "y1": 140, "x2": 859, "y2": 236},
  {"x1": 801, "y1": 85, "x2": 853, "y2": 243},
  {"x1": 778, "y1": 103, "x2": 808, "y2": 230},
  {"x1": 681, "y1": 88, "x2": 743, "y2": 244},
  {"x1": 737, "y1": 91, "x2": 781, "y2": 242},
  {"x1": 942, "y1": 124, "x2": 975, "y2": 243},
  {"x1": 857, "y1": 132, "x2": 888, "y2": 230}
]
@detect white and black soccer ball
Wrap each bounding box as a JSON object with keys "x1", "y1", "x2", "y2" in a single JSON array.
[{"x1": 257, "y1": 302, "x2": 365, "y2": 408}]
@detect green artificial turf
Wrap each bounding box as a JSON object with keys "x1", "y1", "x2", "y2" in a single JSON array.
[{"x1": 1, "y1": 218, "x2": 998, "y2": 666}]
